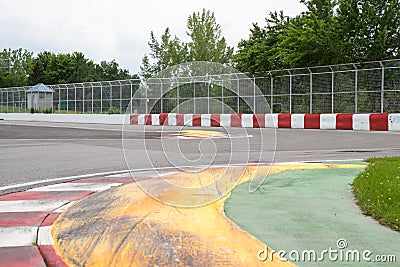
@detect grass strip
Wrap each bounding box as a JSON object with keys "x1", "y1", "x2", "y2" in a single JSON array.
[{"x1": 352, "y1": 157, "x2": 400, "y2": 231}]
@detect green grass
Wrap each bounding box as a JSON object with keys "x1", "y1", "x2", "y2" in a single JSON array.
[
  {"x1": 0, "y1": 105, "x2": 124, "y2": 114},
  {"x1": 352, "y1": 157, "x2": 400, "y2": 232},
  {"x1": 0, "y1": 105, "x2": 26, "y2": 113}
]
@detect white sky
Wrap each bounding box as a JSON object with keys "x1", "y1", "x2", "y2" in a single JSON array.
[{"x1": 0, "y1": 1, "x2": 306, "y2": 74}]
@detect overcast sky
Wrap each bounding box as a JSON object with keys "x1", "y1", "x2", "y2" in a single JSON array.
[{"x1": 0, "y1": 1, "x2": 306, "y2": 74}]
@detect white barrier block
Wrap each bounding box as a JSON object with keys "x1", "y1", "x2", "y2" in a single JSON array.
[
  {"x1": 220, "y1": 114, "x2": 231, "y2": 127},
  {"x1": 353, "y1": 114, "x2": 370, "y2": 131},
  {"x1": 265, "y1": 114, "x2": 278, "y2": 128},
  {"x1": 168, "y1": 113, "x2": 177, "y2": 126},
  {"x1": 291, "y1": 114, "x2": 305, "y2": 129},
  {"x1": 151, "y1": 114, "x2": 160, "y2": 126},
  {"x1": 38, "y1": 226, "x2": 54, "y2": 246},
  {"x1": 241, "y1": 114, "x2": 253, "y2": 128},
  {"x1": 138, "y1": 114, "x2": 146, "y2": 125},
  {"x1": 320, "y1": 114, "x2": 337, "y2": 129},
  {"x1": 389, "y1": 114, "x2": 400, "y2": 131},
  {"x1": 201, "y1": 114, "x2": 211, "y2": 127},
  {"x1": 0, "y1": 113, "x2": 127, "y2": 124},
  {"x1": 184, "y1": 114, "x2": 193, "y2": 126}
]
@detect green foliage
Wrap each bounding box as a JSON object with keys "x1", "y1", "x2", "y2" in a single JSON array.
[
  {"x1": 337, "y1": 0, "x2": 400, "y2": 62},
  {"x1": 235, "y1": 0, "x2": 400, "y2": 73},
  {"x1": 0, "y1": 49, "x2": 133, "y2": 88},
  {"x1": 140, "y1": 9, "x2": 233, "y2": 77},
  {"x1": 0, "y1": 48, "x2": 33, "y2": 87},
  {"x1": 187, "y1": 9, "x2": 233, "y2": 63},
  {"x1": 234, "y1": 11, "x2": 291, "y2": 73},
  {"x1": 353, "y1": 157, "x2": 400, "y2": 231},
  {"x1": 106, "y1": 106, "x2": 122, "y2": 114}
]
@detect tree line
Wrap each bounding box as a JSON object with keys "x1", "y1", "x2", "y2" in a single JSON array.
[
  {"x1": 0, "y1": 49, "x2": 135, "y2": 88},
  {"x1": 142, "y1": 0, "x2": 400, "y2": 76}
]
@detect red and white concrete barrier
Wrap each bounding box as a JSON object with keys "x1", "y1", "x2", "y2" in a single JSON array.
[{"x1": 130, "y1": 113, "x2": 400, "y2": 131}]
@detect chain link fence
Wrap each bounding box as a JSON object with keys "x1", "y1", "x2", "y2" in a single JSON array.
[{"x1": 1, "y1": 59, "x2": 400, "y2": 114}]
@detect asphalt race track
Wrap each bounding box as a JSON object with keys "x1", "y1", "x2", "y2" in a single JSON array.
[{"x1": 1, "y1": 120, "x2": 400, "y2": 188}]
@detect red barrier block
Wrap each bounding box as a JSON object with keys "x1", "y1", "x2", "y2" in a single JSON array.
[
  {"x1": 144, "y1": 114, "x2": 152, "y2": 125},
  {"x1": 0, "y1": 246, "x2": 46, "y2": 267},
  {"x1": 192, "y1": 114, "x2": 202, "y2": 126},
  {"x1": 130, "y1": 115, "x2": 139, "y2": 125},
  {"x1": 41, "y1": 212, "x2": 62, "y2": 227},
  {"x1": 159, "y1": 113, "x2": 169, "y2": 125},
  {"x1": 370, "y1": 114, "x2": 389, "y2": 131},
  {"x1": 0, "y1": 212, "x2": 48, "y2": 227},
  {"x1": 210, "y1": 114, "x2": 220, "y2": 127},
  {"x1": 278, "y1": 114, "x2": 291, "y2": 128},
  {"x1": 336, "y1": 114, "x2": 353, "y2": 130},
  {"x1": 176, "y1": 114, "x2": 185, "y2": 126},
  {"x1": 39, "y1": 245, "x2": 68, "y2": 267},
  {"x1": 230, "y1": 114, "x2": 242, "y2": 127},
  {"x1": 304, "y1": 114, "x2": 321, "y2": 129},
  {"x1": 253, "y1": 114, "x2": 265, "y2": 128}
]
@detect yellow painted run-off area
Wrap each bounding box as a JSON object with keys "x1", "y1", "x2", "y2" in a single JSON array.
[{"x1": 52, "y1": 163, "x2": 365, "y2": 266}]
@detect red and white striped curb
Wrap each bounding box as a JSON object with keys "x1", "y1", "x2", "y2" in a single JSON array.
[
  {"x1": 0, "y1": 175, "x2": 136, "y2": 267},
  {"x1": 130, "y1": 113, "x2": 400, "y2": 131}
]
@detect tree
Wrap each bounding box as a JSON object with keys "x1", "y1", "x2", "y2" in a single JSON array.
[
  {"x1": 187, "y1": 9, "x2": 233, "y2": 63},
  {"x1": 0, "y1": 48, "x2": 33, "y2": 87},
  {"x1": 234, "y1": 11, "x2": 291, "y2": 73},
  {"x1": 29, "y1": 51, "x2": 132, "y2": 84},
  {"x1": 276, "y1": 0, "x2": 344, "y2": 67},
  {"x1": 337, "y1": 0, "x2": 400, "y2": 62},
  {"x1": 140, "y1": 28, "x2": 188, "y2": 77},
  {"x1": 94, "y1": 60, "x2": 132, "y2": 81},
  {"x1": 235, "y1": 0, "x2": 345, "y2": 73},
  {"x1": 140, "y1": 9, "x2": 233, "y2": 77}
]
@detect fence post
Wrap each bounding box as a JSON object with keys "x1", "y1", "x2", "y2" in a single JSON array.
[
  {"x1": 57, "y1": 85, "x2": 60, "y2": 112},
  {"x1": 288, "y1": 70, "x2": 292, "y2": 114},
  {"x1": 253, "y1": 76, "x2": 256, "y2": 113},
  {"x1": 177, "y1": 79, "x2": 180, "y2": 114},
  {"x1": 73, "y1": 84, "x2": 77, "y2": 113},
  {"x1": 329, "y1": 66, "x2": 334, "y2": 113},
  {"x1": 353, "y1": 64, "x2": 358, "y2": 113},
  {"x1": 208, "y1": 78, "x2": 210, "y2": 114},
  {"x1": 308, "y1": 68, "x2": 313, "y2": 114},
  {"x1": 379, "y1": 61, "x2": 384, "y2": 113},
  {"x1": 12, "y1": 89, "x2": 14, "y2": 113},
  {"x1": 160, "y1": 79, "x2": 163, "y2": 113},
  {"x1": 100, "y1": 83, "x2": 103, "y2": 113},
  {"x1": 118, "y1": 81, "x2": 122, "y2": 113},
  {"x1": 236, "y1": 74, "x2": 240, "y2": 113},
  {"x1": 145, "y1": 80, "x2": 148, "y2": 114},
  {"x1": 128, "y1": 80, "x2": 133, "y2": 114},
  {"x1": 66, "y1": 85, "x2": 69, "y2": 113},
  {"x1": 270, "y1": 73, "x2": 274, "y2": 113},
  {"x1": 221, "y1": 79, "x2": 224, "y2": 114},
  {"x1": 82, "y1": 84, "x2": 85, "y2": 113},
  {"x1": 90, "y1": 82, "x2": 94, "y2": 114},
  {"x1": 108, "y1": 81, "x2": 112, "y2": 111},
  {"x1": 18, "y1": 90, "x2": 20, "y2": 112},
  {"x1": 193, "y1": 79, "x2": 196, "y2": 114}
]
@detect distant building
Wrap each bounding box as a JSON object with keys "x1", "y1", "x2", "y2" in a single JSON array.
[{"x1": 26, "y1": 83, "x2": 55, "y2": 111}]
